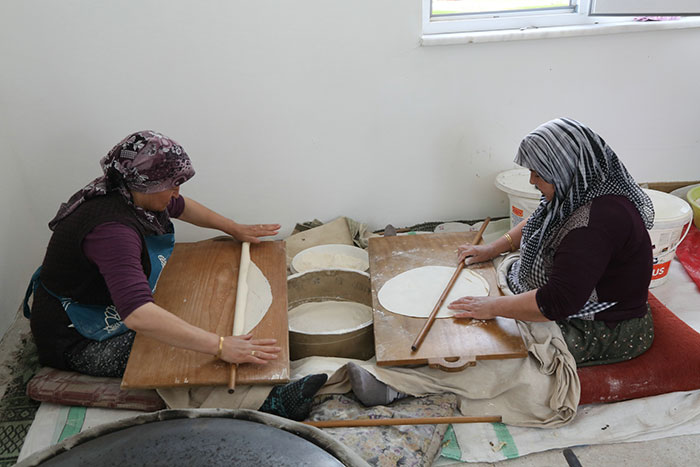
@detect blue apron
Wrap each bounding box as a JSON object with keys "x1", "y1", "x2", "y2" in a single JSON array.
[{"x1": 24, "y1": 233, "x2": 175, "y2": 342}]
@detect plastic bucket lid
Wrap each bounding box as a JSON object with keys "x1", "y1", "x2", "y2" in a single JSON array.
[
  {"x1": 644, "y1": 189, "x2": 693, "y2": 228},
  {"x1": 495, "y1": 169, "x2": 541, "y2": 199}
]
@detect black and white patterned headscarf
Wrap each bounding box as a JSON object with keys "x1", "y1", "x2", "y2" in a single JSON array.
[{"x1": 508, "y1": 118, "x2": 654, "y2": 318}]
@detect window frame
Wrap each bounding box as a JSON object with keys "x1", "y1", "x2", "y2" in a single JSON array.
[
  {"x1": 422, "y1": 0, "x2": 700, "y2": 37},
  {"x1": 422, "y1": 0, "x2": 610, "y2": 35}
]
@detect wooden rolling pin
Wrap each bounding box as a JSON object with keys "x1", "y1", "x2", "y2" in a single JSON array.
[
  {"x1": 410, "y1": 218, "x2": 491, "y2": 352},
  {"x1": 304, "y1": 415, "x2": 501, "y2": 428},
  {"x1": 228, "y1": 242, "x2": 251, "y2": 393}
]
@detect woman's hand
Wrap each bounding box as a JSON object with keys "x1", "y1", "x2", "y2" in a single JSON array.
[
  {"x1": 457, "y1": 244, "x2": 496, "y2": 265},
  {"x1": 177, "y1": 197, "x2": 280, "y2": 243},
  {"x1": 229, "y1": 222, "x2": 281, "y2": 243},
  {"x1": 447, "y1": 296, "x2": 499, "y2": 320},
  {"x1": 220, "y1": 334, "x2": 281, "y2": 365}
]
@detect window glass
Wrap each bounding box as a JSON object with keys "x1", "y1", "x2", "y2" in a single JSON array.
[{"x1": 432, "y1": 0, "x2": 573, "y2": 17}]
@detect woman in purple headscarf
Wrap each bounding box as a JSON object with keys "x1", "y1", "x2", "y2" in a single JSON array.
[
  {"x1": 26, "y1": 131, "x2": 327, "y2": 420},
  {"x1": 28, "y1": 130, "x2": 282, "y2": 375}
]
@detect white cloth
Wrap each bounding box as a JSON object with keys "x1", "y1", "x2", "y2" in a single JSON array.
[
  {"x1": 157, "y1": 319, "x2": 579, "y2": 428},
  {"x1": 447, "y1": 389, "x2": 700, "y2": 463}
]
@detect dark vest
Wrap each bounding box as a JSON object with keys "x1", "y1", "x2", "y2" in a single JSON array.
[{"x1": 30, "y1": 193, "x2": 152, "y2": 369}]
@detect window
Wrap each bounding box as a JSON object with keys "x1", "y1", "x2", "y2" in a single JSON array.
[{"x1": 422, "y1": 0, "x2": 700, "y2": 36}]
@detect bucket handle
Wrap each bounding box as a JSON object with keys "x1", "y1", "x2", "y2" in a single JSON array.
[
  {"x1": 673, "y1": 221, "x2": 693, "y2": 253},
  {"x1": 653, "y1": 221, "x2": 692, "y2": 262}
]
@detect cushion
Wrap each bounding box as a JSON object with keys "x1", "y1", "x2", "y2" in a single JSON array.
[
  {"x1": 578, "y1": 292, "x2": 700, "y2": 405},
  {"x1": 26, "y1": 368, "x2": 165, "y2": 412}
]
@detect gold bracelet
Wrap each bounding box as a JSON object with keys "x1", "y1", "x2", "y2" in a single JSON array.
[
  {"x1": 503, "y1": 233, "x2": 515, "y2": 252},
  {"x1": 216, "y1": 336, "x2": 224, "y2": 359}
]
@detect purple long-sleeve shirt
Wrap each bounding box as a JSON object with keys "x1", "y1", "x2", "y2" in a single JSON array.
[
  {"x1": 82, "y1": 196, "x2": 185, "y2": 320},
  {"x1": 535, "y1": 195, "x2": 653, "y2": 323}
]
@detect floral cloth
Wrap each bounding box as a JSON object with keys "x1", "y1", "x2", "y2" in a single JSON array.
[{"x1": 307, "y1": 392, "x2": 458, "y2": 467}]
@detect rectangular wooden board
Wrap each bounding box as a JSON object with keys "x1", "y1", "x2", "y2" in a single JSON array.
[
  {"x1": 369, "y1": 232, "x2": 527, "y2": 369},
  {"x1": 122, "y1": 237, "x2": 290, "y2": 389}
]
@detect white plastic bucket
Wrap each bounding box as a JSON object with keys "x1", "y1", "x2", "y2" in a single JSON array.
[
  {"x1": 495, "y1": 169, "x2": 542, "y2": 229},
  {"x1": 644, "y1": 189, "x2": 693, "y2": 288}
]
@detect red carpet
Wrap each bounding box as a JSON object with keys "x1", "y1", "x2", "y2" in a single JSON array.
[
  {"x1": 676, "y1": 224, "x2": 700, "y2": 291},
  {"x1": 578, "y1": 292, "x2": 700, "y2": 405}
]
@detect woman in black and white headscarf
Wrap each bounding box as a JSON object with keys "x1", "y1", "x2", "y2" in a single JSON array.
[{"x1": 449, "y1": 118, "x2": 655, "y2": 367}]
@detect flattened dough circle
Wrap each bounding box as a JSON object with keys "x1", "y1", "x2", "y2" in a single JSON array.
[{"x1": 378, "y1": 266, "x2": 490, "y2": 318}]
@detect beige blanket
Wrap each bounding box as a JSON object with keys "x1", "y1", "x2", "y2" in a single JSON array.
[{"x1": 158, "y1": 320, "x2": 579, "y2": 427}]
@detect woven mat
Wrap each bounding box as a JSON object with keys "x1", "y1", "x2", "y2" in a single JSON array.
[{"x1": 0, "y1": 337, "x2": 40, "y2": 466}]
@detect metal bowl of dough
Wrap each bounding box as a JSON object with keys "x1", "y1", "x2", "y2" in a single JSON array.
[{"x1": 287, "y1": 269, "x2": 374, "y2": 361}]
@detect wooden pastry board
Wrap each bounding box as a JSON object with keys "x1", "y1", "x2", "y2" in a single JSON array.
[
  {"x1": 121, "y1": 237, "x2": 290, "y2": 389},
  {"x1": 369, "y1": 232, "x2": 527, "y2": 371}
]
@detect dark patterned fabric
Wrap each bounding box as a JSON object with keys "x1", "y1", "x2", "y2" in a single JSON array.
[
  {"x1": 64, "y1": 331, "x2": 136, "y2": 378},
  {"x1": 560, "y1": 308, "x2": 654, "y2": 367},
  {"x1": 49, "y1": 130, "x2": 195, "y2": 235},
  {"x1": 509, "y1": 118, "x2": 654, "y2": 318},
  {"x1": 0, "y1": 337, "x2": 40, "y2": 467}
]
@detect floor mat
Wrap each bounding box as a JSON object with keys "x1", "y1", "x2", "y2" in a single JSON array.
[{"x1": 0, "y1": 337, "x2": 40, "y2": 466}]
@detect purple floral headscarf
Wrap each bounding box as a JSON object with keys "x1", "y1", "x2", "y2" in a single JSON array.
[{"x1": 49, "y1": 130, "x2": 195, "y2": 234}]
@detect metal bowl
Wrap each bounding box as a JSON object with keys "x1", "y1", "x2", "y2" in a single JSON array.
[{"x1": 287, "y1": 269, "x2": 374, "y2": 361}]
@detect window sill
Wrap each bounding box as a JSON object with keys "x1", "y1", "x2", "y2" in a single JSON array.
[{"x1": 421, "y1": 17, "x2": 700, "y2": 46}]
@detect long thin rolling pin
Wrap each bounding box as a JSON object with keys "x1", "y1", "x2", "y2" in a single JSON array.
[
  {"x1": 304, "y1": 415, "x2": 501, "y2": 428},
  {"x1": 229, "y1": 242, "x2": 251, "y2": 393},
  {"x1": 410, "y1": 217, "x2": 491, "y2": 352}
]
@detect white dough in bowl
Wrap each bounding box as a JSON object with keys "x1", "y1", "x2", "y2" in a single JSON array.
[
  {"x1": 288, "y1": 301, "x2": 372, "y2": 334},
  {"x1": 378, "y1": 266, "x2": 489, "y2": 318}
]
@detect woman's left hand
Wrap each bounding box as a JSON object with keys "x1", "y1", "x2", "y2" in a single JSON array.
[
  {"x1": 447, "y1": 296, "x2": 498, "y2": 320},
  {"x1": 230, "y1": 222, "x2": 281, "y2": 243}
]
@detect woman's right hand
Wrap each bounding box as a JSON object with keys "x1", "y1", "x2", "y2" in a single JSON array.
[
  {"x1": 219, "y1": 334, "x2": 281, "y2": 365},
  {"x1": 457, "y1": 243, "x2": 496, "y2": 266}
]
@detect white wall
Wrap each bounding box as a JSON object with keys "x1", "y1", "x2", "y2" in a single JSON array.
[{"x1": 1, "y1": 0, "x2": 699, "y2": 337}]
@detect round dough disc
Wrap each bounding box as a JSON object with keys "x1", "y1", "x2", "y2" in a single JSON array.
[
  {"x1": 295, "y1": 251, "x2": 368, "y2": 272},
  {"x1": 378, "y1": 265, "x2": 490, "y2": 319}
]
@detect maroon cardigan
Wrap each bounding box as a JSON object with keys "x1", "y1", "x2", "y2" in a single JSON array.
[{"x1": 535, "y1": 195, "x2": 653, "y2": 324}]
